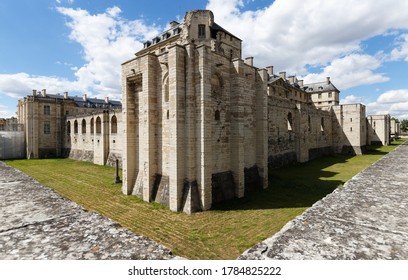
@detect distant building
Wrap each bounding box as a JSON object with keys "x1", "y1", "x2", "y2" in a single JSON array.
[
  {"x1": 17, "y1": 89, "x2": 121, "y2": 159},
  {"x1": 367, "y1": 115, "x2": 391, "y2": 146},
  {"x1": 0, "y1": 117, "x2": 21, "y2": 131},
  {"x1": 390, "y1": 119, "x2": 401, "y2": 140},
  {"x1": 304, "y1": 77, "x2": 340, "y2": 109}
]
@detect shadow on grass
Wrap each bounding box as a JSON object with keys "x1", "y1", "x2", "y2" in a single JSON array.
[{"x1": 212, "y1": 154, "x2": 354, "y2": 211}]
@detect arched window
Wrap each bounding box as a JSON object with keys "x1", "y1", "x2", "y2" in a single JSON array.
[
  {"x1": 90, "y1": 118, "x2": 94, "y2": 134},
  {"x1": 96, "y1": 117, "x2": 101, "y2": 134},
  {"x1": 215, "y1": 110, "x2": 220, "y2": 121},
  {"x1": 287, "y1": 112, "x2": 293, "y2": 131},
  {"x1": 67, "y1": 121, "x2": 71, "y2": 135},
  {"x1": 74, "y1": 120, "x2": 78, "y2": 134},
  {"x1": 81, "y1": 119, "x2": 86, "y2": 134},
  {"x1": 111, "y1": 115, "x2": 117, "y2": 134}
]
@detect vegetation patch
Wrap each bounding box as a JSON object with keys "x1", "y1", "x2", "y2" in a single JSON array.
[{"x1": 6, "y1": 139, "x2": 404, "y2": 259}]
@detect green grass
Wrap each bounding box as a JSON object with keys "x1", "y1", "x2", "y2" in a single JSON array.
[{"x1": 5, "y1": 139, "x2": 405, "y2": 259}]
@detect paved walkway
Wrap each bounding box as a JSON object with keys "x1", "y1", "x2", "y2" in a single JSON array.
[
  {"x1": 0, "y1": 161, "x2": 179, "y2": 260},
  {"x1": 240, "y1": 142, "x2": 408, "y2": 260}
]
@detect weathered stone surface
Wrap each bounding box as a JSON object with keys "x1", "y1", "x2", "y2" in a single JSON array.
[
  {"x1": 152, "y1": 174, "x2": 170, "y2": 206},
  {"x1": 0, "y1": 161, "x2": 181, "y2": 260},
  {"x1": 239, "y1": 143, "x2": 408, "y2": 260}
]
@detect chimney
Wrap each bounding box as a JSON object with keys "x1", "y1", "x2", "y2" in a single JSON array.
[
  {"x1": 298, "y1": 80, "x2": 304, "y2": 87},
  {"x1": 63, "y1": 92, "x2": 68, "y2": 99},
  {"x1": 41, "y1": 89, "x2": 46, "y2": 97},
  {"x1": 245, "y1": 57, "x2": 254, "y2": 66},
  {"x1": 32, "y1": 90, "x2": 37, "y2": 96},
  {"x1": 326, "y1": 77, "x2": 331, "y2": 84},
  {"x1": 83, "y1": 94, "x2": 87, "y2": 101},
  {"x1": 266, "y1": 66, "x2": 274, "y2": 76},
  {"x1": 288, "y1": 76, "x2": 295, "y2": 85},
  {"x1": 105, "y1": 96, "x2": 109, "y2": 103},
  {"x1": 279, "y1": 72, "x2": 286, "y2": 80}
]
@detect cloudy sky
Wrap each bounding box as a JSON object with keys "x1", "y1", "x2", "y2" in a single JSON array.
[{"x1": 1, "y1": 0, "x2": 408, "y2": 119}]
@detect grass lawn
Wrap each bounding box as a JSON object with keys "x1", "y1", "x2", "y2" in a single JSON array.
[{"x1": 5, "y1": 139, "x2": 405, "y2": 259}]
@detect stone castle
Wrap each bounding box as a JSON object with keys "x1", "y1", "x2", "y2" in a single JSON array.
[{"x1": 8, "y1": 10, "x2": 399, "y2": 213}]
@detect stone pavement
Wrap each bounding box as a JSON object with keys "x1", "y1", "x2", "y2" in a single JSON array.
[
  {"x1": 0, "y1": 161, "x2": 180, "y2": 260},
  {"x1": 240, "y1": 142, "x2": 408, "y2": 260}
]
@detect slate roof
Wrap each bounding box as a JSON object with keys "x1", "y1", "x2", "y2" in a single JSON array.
[
  {"x1": 303, "y1": 81, "x2": 339, "y2": 93},
  {"x1": 44, "y1": 94, "x2": 122, "y2": 109}
]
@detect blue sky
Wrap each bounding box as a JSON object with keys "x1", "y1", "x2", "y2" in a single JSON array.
[{"x1": 1, "y1": 0, "x2": 408, "y2": 119}]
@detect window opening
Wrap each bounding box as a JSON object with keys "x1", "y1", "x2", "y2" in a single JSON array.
[
  {"x1": 82, "y1": 119, "x2": 86, "y2": 134},
  {"x1": 198, "y1": 24, "x2": 206, "y2": 38}
]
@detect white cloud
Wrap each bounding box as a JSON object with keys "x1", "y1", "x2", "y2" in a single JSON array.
[
  {"x1": 303, "y1": 54, "x2": 389, "y2": 90},
  {"x1": 0, "y1": 104, "x2": 15, "y2": 118},
  {"x1": 390, "y1": 33, "x2": 408, "y2": 62},
  {"x1": 0, "y1": 6, "x2": 161, "y2": 110},
  {"x1": 55, "y1": 6, "x2": 161, "y2": 99},
  {"x1": 206, "y1": 0, "x2": 408, "y2": 83},
  {"x1": 341, "y1": 95, "x2": 365, "y2": 105},
  {"x1": 377, "y1": 89, "x2": 408, "y2": 103},
  {"x1": 0, "y1": 73, "x2": 80, "y2": 99},
  {"x1": 366, "y1": 89, "x2": 408, "y2": 119}
]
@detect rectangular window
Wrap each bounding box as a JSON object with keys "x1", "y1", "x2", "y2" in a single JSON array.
[
  {"x1": 44, "y1": 105, "x2": 50, "y2": 115},
  {"x1": 328, "y1": 92, "x2": 332, "y2": 98},
  {"x1": 318, "y1": 93, "x2": 322, "y2": 99},
  {"x1": 44, "y1": 122, "x2": 51, "y2": 134},
  {"x1": 198, "y1": 24, "x2": 206, "y2": 38}
]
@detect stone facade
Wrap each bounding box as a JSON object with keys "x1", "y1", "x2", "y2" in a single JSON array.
[
  {"x1": 366, "y1": 115, "x2": 390, "y2": 146},
  {"x1": 65, "y1": 110, "x2": 123, "y2": 166},
  {"x1": 17, "y1": 89, "x2": 121, "y2": 161},
  {"x1": 332, "y1": 104, "x2": 367, "y2": 155},
  {"x1": 390, "y1": 119, "x2": 400, "y2": 140},
  {"x1": 121, "y1": 10, "x2": 378, "y2": 213}
]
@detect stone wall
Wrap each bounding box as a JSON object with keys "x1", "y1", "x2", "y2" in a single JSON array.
[
  {"x1": 267, "y1": 96, "x2": 333, "y2": 167},
  {"x1": 332, "y1": 104, "x2": 367, "y2": 155},
  {"x1": 65, "y1": 110, "x2": 122, "y2": 166},
  {"x1": 366, "y1": 115, "x2": 390, "y2": 146}
]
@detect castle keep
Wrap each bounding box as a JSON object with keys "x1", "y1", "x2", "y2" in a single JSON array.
[
  {"x1": 16, "y1": 89, "x2": 121, "y2": 162},
  {"x1": 121, "y1": 10, "x2": 384, "y2": 213}
]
